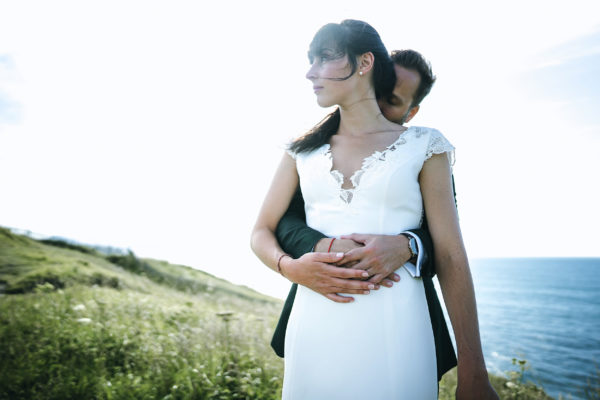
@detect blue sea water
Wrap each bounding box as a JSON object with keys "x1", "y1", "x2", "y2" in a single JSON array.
[{"x1": 440, "y1": 258, "x2": 600, "y2": 399}]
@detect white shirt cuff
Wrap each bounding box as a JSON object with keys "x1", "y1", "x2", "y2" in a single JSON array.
[{"x1": 400, "y1": 231, "x2": 424, "y2": 278}]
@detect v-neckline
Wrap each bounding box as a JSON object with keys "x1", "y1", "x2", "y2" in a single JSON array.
[{"x1": 324, "y1": 126, "x2": 413, "y2": 193}]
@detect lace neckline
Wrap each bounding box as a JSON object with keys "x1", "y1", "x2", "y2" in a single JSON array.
[{"x1": 324, "y1": 126, "x2": 414, "y2": 203}]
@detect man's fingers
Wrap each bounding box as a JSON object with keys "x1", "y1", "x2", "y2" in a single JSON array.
[
  {"x1": 378, "y1": 273, "x2": 401, "y2": 287},
  {"x1": 337, "y1": 260, "x2": 359, "y2": 268},
  {"x1": 367, "y1": 274, "x2": 385, "y2": 285},
  {"x1": 325, "y1": 293, "x2": 354, "y2": 303},
  {"x1": 380, "y1": 278, "x2": 394, "y2": 288},
  {"x1": 342, "y1": 247, "x2": 368, "y2": 265},
  {"x1": 340, "y1": 233, "x2": 367, "y2": 244},
  {"x1": 349, "y1": 259, "x2": 370, "y2": 272},
  {"x1": 388, "y1": 272, "x2": 401, "y2": 282}
]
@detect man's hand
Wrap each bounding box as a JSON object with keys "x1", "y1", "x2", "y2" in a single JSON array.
[
  {"x1": 340, "y1": 233, "x2": 411, "y2": 285},
  {"x1": 279, "y1": 252, "x2": 376, "y2": 303},
  {"x1": 315, "y1": 237, "x2": 399, "y2": 288}
]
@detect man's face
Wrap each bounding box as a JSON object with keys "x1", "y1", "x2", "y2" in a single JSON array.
[{"x1": 378, "y1": 64, "x2": 421, "y2": 124}]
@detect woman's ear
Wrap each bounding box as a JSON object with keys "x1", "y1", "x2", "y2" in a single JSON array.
[{"x1": 358, "y1": 52, "x2": 375, "y2": 74}]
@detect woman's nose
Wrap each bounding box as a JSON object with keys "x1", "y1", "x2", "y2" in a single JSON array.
[{"x1": 306, "y1": 62, "x2": 318, "y2": 80}]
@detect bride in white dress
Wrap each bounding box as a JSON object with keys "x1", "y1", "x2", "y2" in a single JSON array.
[{"x1": 252, "y1": 20, "x2": 467, "y2": 399}]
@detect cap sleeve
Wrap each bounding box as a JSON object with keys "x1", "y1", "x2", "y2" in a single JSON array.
[{"x1": 425, "y1": 129, "x2": 455, "y2": 166}]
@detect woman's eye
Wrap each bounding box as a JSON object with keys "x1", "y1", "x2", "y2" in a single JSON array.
[
  {"x1": 308, "y1": 51, "x2": 339, "y2": 65},
  {"x1": 308, "y1": 56, "x2": 328, "y2": 65}
]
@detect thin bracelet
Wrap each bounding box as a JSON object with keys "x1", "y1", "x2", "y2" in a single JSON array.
[
  {"x1": 327, "y1": 238, "x2": 336, "y2": 252},
  {"x1": 277, "y1": 254, "x2": 291, "y2": 276}
]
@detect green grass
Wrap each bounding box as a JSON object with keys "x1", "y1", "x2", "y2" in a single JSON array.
[
  {"x1": 0, "y1": 226, "x2": 560, "y2": 399},
  {"x1": 0, "y1": 286, "x2": 282, "y2": 399},
  {"x1": 0, "y1": 227, "x2": 283, "y2": 399}
]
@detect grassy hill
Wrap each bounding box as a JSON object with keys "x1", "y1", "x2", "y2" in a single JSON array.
[
  {"x1": 0, "y1": 227, "x2": 284, "y2": 399},
  {"x1": 0, "y1": 227, "x2": 556, "y2": 399}
]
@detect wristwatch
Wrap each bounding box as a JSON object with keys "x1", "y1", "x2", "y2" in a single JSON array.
[{"x1": 400, "y1": 233, "x2": 418, "y2": 264}]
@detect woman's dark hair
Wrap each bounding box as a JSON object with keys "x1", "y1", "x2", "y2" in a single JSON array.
[{"x1": 289, "y1": 20, "x2": 395, "y2": 154}]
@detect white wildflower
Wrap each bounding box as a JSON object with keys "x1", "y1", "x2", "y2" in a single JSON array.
[
  {"x1": 73, "y1": 304, "x2": 86, "y2": 311},
  {"x1": 77, "y1": 318, "x2": 92, "y2": 324}
]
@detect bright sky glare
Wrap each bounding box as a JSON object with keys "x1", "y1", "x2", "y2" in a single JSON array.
[{"x1": 1, "y1": 0, "x2": 599, "y2": 299}]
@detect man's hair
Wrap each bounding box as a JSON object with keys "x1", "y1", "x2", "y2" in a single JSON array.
[{"x1": 390, "y1": 49, "x2": 436, "y2": 108}]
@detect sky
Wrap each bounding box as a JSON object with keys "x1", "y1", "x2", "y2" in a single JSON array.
[{"x1": 1, "y1": 0, "x2": 599, "y2": 299}]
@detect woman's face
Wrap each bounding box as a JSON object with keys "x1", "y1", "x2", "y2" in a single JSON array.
[{"x1": 305, "y1": 49, "x2": 355, "y2": 108}]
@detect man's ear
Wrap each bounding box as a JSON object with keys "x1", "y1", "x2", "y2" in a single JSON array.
[
  {"x1": 359, "y1": 52, "x2": 375, "y2": 74},
  {"x1": 404, "y1": 105, "x2": 420, "y2": 123}
]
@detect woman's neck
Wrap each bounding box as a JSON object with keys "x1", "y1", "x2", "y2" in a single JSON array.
[{"x1": 337, "y1": 98, "x2": 398, "y2": 137}]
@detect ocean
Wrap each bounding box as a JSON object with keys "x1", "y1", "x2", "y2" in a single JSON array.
[{"x1": 438, "y1": 258, "x2": 600, "y2": 399}]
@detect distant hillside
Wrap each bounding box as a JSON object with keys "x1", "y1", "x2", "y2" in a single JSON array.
[
  {"x1": 0, "y1": 226, "x2": 285, "y2": 399},
  {"x1": 0, "y1": 226, "x2": 278, "y2": 305},
  {"x1": 2, "y1": 226, "x2": 130, "y2": 255}
]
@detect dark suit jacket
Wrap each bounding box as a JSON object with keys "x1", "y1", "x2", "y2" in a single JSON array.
[{"x1": 271, "y1": 186, "x2": 458, "y2": 381}]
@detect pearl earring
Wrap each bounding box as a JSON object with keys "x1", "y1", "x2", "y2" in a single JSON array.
[{"x1": 359, "y1": 71, "x2": 363, "y2": 76}]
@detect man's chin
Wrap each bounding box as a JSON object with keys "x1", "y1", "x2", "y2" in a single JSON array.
[{"x1": 380, "y1": 113, "x2": 406, "y2": 125}]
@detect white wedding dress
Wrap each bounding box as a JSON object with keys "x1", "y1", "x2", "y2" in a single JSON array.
[{"x1": 282, "y1": 126, "x2": 454, "y2": 400}]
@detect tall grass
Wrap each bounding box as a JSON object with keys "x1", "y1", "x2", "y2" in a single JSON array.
[
  {"x1": 0, "y1": 227, "x2": 284, "y2": 399},
  {"x1": 0, "y1": 285, "x2": 283, "y2": 399}
]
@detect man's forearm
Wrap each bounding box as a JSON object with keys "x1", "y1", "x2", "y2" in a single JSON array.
[
  {"x1": 276, "y1": 214, "x2": 325, "y2": 258},
  {"x1": 275, "y1": 187, "x2": 326, "y2": 258}
]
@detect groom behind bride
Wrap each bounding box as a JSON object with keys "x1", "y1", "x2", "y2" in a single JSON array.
[{"x1": 272, "y1": 49, "x2": 498, "y2": 398}]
